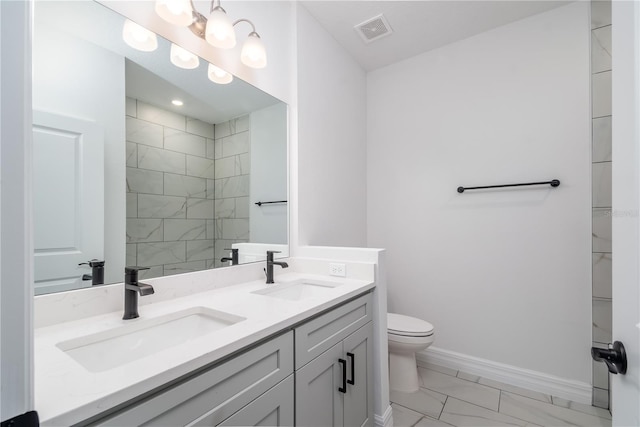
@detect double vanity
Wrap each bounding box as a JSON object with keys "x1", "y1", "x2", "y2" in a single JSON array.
[{"x1": 34, "y1": 257, "x2": 379, "y2": 426}]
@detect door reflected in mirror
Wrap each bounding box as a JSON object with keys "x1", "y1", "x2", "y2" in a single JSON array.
[{"x1": 32, "y1": 0, "x2": 288, "y2": 295}]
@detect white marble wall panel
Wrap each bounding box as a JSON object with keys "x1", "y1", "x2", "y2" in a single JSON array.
[
  {"x1": 126, "y1": 219, "x2": 163, "y2": 243},
  {"x1": 215, "y1": 198, "x2": 235, "y2": 218},
  {"x1": 164, "y1": 128, "x2": 206, "y2": 157},
  {"x1": 126, "y1": 97, "x2": 137, "y2": 117},
  {"x1": 137, "y1": 101, "x2": 185, "y2": 131},
  {"x1": 238, "y1": 153, "x2": 250, "y2": 175},
  {"x1": 592, "y1": 162, "x2": 612, "y2": 207},
  {"x1": 164, "y1": 260, "x2": 207, "y2": 276},
  {"x1": 139, "y1": 265, "x2": 164, "y2": 280},
  {"x1": 164, "y1": 219, "x2": 206, "y2": 241},
  {"x1": 164, "y1": 173, "x2": 207, "y2": 198},
  {"x1": 126, "y1": 193, "x2": 138, "y2": 218},
  {"x1": 592, "y1": 26, "x2": 612, "y2": 74},
  {"x1": 236, "y1": 197, "x2": 250, "y2": 218},
  {"x1": 137, "y1": 241, "x2": 186, "y2": 266},
  {"x1": 592, "y1": 208, "x2": 612, "y2": 252},
  {"x1": 215, "y1": 115, "x2": 249, "y2": 139},
  {"x1": 126, "y1": 142, "x2": 137, "y2": 167},
  {"x1": 215, "y1": 156, "x2": 236, "y2": 179},
  {"x1": 592, "y1": 71, "x2": 612, "y2": 118},
  {"x1": 592, "y1": 299, "x2": 612, "y2": 344},
  {"x1": 219, "y1": 175, "x2": 250, "y2": 198},
  {"x1": 221, "y1": 131, "x2": 250, "y2": 157},
  {"x1": 591, "y1": 0, "x2": 611, "y2": 29},
  {"x1": 126, "y1": 117, "x2": 163, "y2": 147},
  {"x1": 206, "y1": 220, "x2": 215, "y2": 240},
  {"x1": 138, "y1": 194, "x2": 187, "y2": 219},
  {"x1": 126, "y1": 168, "x2": 163, "y2": 195},
  {"x1": 213, "y1": 179, "x2": 222, "y2": 199},
  {"x1": 207, "y1": 179, "x2": 216, "y2": 199},
  {"x1": 206, "y1": 139, "x2": 216, "y2": 159},
  {"x1": 126, "y1": 244, "x2": 137, "y2": 266},
  {"x1": 222, "y1": 218, "x2": 250, "y2": 240},
  {"x1": 592, "y1": 117, "x2": 612, "y2": 162},
  {"x1": 186, "y1": 240, "x2": 214, "y2": 261},
  {"x1": 186, "y1": 118, "x2": 214, "y2": 139},
  {"x1": 186, "y1": 198, "x2": 214, "y2": 219},
  {"x1": 592, "y1": 253, "x2": 612, "y2": 299},
  {"x1": 214, "y1": 220, "x2": 223, "y2": 239},
  {"x1": 138, "y1": 145, "x2": 186, "y2": 174},
  {"x1": 186, "y1": 155, "x2": 215, "y2": 179}
]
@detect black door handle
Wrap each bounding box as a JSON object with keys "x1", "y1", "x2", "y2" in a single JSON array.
[
  {"x1": 338, "y1": 359, "x2": 347, "y2": 393},
  {"x1": 347, "y1": 352, "x2": 355, "y2": 385},
  {"x1": 591, "y1": 341, "x2": 627, "y2": 375}
]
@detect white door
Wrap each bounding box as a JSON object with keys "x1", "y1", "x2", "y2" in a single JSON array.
[
  {"x1": 611, "y1": 2, "x2": 640, "y2": 425},
  {"x1": 32, "y1": 111, "x2": 104, "y2": 295}
]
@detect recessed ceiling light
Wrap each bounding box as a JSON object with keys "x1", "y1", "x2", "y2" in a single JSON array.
[{"x1": 171, "y1": 99, "x2": 184, "y2": 106}]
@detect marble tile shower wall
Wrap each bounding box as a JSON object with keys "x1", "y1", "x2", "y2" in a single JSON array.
[
  {"x1": 125, "y1": 98, "x2": 250, "y2": 279},
  {"x1": 591, "y1": 0, "x2": 612, "y2": 410}
]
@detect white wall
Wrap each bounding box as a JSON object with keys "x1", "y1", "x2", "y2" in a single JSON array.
[
  {"x1": 32, "y1": 24, "x2": 125, "y2": 286},
  {"x1": 250, "y1": 103, "x2": 288, "y2": 244},
  {"x1": 296, "y1": 5, "x2": 368, "y2": 248},
  {"x1": 367, "y1": 2, "x2": 592, "y2": 383}
]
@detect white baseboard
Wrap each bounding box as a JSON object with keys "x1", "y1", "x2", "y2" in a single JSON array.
[
  {"x1": 374, "y1": 404, "x2": 393, "y2": 427},
  {"x1": 417, "y1": 347, "x2": 592, "y2": 405}
]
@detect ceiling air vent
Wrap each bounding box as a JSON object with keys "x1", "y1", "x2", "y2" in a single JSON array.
[{"x1": 354, "y1": 14, "x2": 393, "y2": 44}]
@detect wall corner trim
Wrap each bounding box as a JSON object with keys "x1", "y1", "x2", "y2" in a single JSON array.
[{"x1": 417, "y1": 347, "x2": 592, "y2": 405}]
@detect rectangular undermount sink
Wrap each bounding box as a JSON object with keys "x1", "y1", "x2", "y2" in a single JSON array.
[
  {"x1": 252, "y1": 279, "x2": 343, "y2": 301},
  {"x1": 56, "y1": 307, "x2": 245, "y2": 373}
]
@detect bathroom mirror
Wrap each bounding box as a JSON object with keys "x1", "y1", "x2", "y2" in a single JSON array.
[{"x1": 32, "y1": 0, "x2": 288, "y2": 295}]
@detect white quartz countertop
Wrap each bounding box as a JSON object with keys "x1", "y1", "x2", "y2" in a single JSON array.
[{"x1": 35, "y1": 273, "x2": 375, "y2": 426}]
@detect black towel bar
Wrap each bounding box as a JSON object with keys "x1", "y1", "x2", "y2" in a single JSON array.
[
  {"x1": 254, "y1": 200, "x2": 288, "y2": 206},
  {"x1": 457, "y1": 179, "x2": 560, "y2": 193}
]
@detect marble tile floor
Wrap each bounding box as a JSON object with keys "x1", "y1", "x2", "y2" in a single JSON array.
[{"x1": 390, "y1": 363, "x2": 611, "y2": 427}]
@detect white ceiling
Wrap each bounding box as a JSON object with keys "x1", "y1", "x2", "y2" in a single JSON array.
[{"x1": 301, "y1": 1, "x2": 572, "y2": 71}]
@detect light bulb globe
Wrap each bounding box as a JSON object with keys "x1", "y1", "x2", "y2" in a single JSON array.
[
  {"x1": 240, "y1": 33, "x2": 267, "y2": 69},
  {"x1": 205, "y1": 8, "x2": 236, "y2": 49},
  {"x1": 170, "y1": 43, "x2": 200, "y2": 69},
  {"x1": 122, "y1": 20, "x2": 158, "y2": 52},
  {"x1": 207, "y1": 63, "x2": 233, "y2": 84},
  {"x1": 155, "y1": 0, "x2": 193, "y2": 26}
]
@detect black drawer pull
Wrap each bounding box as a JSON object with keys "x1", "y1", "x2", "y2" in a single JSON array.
[
  {"x1": 347, "y1": 352, "x2": 355, "y2": 385},
  {"x1": 338, "y1": 358, "x2": 347, "y2": 393}
]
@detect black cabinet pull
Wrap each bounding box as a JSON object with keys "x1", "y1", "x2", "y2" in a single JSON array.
[
  {"x1": 338, "y1": 359, "x2": 347, "y2": 393},
  {"x1": 347, "y1": 352, "x2": 355, "y2": 385}
]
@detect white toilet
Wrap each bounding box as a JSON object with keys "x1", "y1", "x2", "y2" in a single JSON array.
[{"x1": 387, "y1": 313, "x2": 435, "y2": 392}]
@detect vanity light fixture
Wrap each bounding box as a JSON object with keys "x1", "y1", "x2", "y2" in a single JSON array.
[
  {"x1": 122, "y1": 19, "x2": 158, "y2": 52},
  {"x1": 207, "y1": 63, "x2": 233, "y2": 84},
  {"x1": 154, "y1": 0, "x2": 267, "y2": 69},
  {"x1": 170, "y1": 43, "x2": 200, "y2": 69}
]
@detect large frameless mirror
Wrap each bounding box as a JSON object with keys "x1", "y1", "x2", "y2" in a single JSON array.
[{"x1": 32, "y1": 0, "x2": 288, "y2": 295}]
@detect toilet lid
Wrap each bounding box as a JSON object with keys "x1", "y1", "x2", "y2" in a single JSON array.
[{"x1": 388, "y1": 313, "x2": 434, "y2": 336}]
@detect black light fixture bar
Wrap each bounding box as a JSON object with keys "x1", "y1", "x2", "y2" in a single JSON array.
[{"x1": 254, "y1": 200, "x2": 288, "y2": 206}]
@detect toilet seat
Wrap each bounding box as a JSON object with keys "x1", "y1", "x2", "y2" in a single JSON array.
[{"x1": 387, "y1": 313, "x2": 434, "y2": 337}]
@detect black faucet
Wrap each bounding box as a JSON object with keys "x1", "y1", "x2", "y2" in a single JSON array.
[
  {"x1": 265, "y1": 251, "x2": 288, "y2": 284},
  {"x1": 79, "y1": 259, "x2": 105, "y2": 285},
  {"x1": 221, "y1": 248, "x2": 239, "y2": 265},
  {"x1": 123, "y1": 266, "x2": 155, "y2": 320}
]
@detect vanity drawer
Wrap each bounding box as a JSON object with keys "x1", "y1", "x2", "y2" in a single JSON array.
[
  {"x1": 93, "y1": 331, "x2": 293, "y2": 427},
  {"x1": 295, "y1": 292, "x2": 372, "y2": 369}
]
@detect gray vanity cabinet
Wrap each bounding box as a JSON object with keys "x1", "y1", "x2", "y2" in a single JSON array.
[
  {"x1": 295, "y1": 294, "x2": 374, "y2": 427},
  {"x1": 91, "y1": 331, "x2": 294, "y2": 427}
]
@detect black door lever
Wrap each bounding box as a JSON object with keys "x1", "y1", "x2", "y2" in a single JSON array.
[{"x1": 591, "y1": 341, "x2": 627, "y2": 375}]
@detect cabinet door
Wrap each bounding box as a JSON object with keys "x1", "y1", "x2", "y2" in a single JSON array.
[
  {"x1": 343, "y1": 323, "x2": 373, "y2": 427},
  {"x1": 213, "y1": 375, "x2": 294, "y2": 427},
  {"x1": 295, "y1": 342, "x2": 344, "y2": 427}
]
